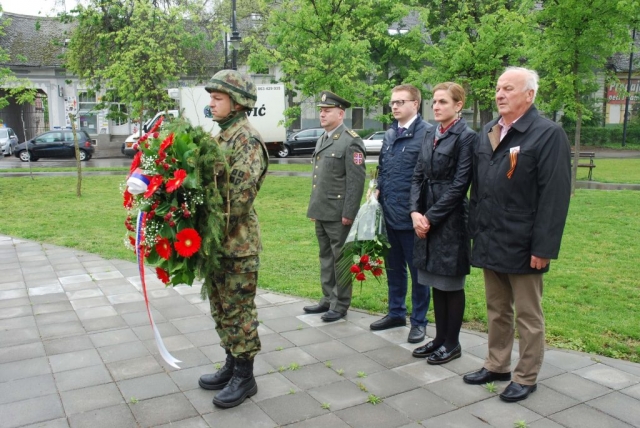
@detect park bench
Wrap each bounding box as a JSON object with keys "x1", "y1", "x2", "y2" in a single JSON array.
[{"x1": 571, "y1": 152, "x2": 596, "y2": 181}]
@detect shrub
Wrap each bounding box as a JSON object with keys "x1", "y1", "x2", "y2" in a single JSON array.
[{"x1": 562, "y1": 125, "x2": 640, "y2": 147}]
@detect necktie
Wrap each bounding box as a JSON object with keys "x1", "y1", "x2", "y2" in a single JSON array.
[{"x1": 397, "y1": 127, "x2": 405, "y2": 136}]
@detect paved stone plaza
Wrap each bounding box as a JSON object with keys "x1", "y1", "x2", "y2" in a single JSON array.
[{"x1": 1, "y1": 235, "x2": 639, "y2": 428}]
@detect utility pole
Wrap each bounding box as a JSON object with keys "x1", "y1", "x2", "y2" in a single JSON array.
[{"x1": 230, "y1": 0, "x2": 241, "y2": 70}]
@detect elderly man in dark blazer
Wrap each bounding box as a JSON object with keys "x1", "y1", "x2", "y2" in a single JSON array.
[
  {"x1": 464, "y1": 67, "x2": 571, "y2": 402},
  {"x1": 304, "y1": 91, "x2": 367, "y2": 322}
]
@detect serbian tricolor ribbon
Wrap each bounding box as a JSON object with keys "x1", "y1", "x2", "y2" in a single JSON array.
[
  {"x1": 506, "y1": 146, "x2": 520, "y2": 179},
  {"x1": 136, "y1": 212, "x2": 182, "y2": 369},
  {"x1": 127, "y1": 168, "x2": 151, "y2": 195}
]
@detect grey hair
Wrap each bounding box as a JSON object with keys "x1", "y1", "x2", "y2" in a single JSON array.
[{"x1": 504, "y1": 66, "x2": 539, "y2": 102}]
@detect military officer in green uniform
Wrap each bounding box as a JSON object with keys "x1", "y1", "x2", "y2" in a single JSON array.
[
  {"x1": 197, "y1": 70, "x2": 269, "y2": 409},
  {"x1": 304, "y1": 91, "x2": 367, "y2": 322}
]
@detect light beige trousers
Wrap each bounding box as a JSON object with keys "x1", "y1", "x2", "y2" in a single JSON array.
[{"x1": 483, "y1": 269, "x2": 545, "y2": 385}]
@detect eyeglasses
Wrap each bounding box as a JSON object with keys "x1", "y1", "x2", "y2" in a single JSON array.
[{"x1": 389, "y1": 100, "x2": 416, "y2": 107}]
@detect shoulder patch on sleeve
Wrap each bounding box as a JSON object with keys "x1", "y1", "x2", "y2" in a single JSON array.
[{"x1": 347, "y1": 129, "x2": 359, "y2": 138}]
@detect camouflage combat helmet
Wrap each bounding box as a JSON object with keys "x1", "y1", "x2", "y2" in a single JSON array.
[{"x1": 205, "y1": 70, "x2": 257, "y2": 110}]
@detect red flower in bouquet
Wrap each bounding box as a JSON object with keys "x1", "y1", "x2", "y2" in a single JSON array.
[
  {"x1": 360, "y1": 254, "x2": 370, "y2": 264},
  {"x1": 174, "y1": 228, "x2": 202, "y2": 257},
  {"x1": 355, "y1": 272, "x2": 366, "y2": 281},
  {"x1": 363, "y1": 263, "x2": 372, "y2": 271},
  {"x1": 155, "y1": 237, "x2": 172, "y2": 260},
  {"x1": 149, "y1": 116, "x2": 163, "y2": 134},
  {"x1": 144, "y1": 175, "x2": 164, "y2": 198},
  {"x1": 372, "y1": 267, "x2": 383, "y2": 277},
  {"x1": 350, "y1": 264, "x2": 361, "y2": 274},
  {"x1": 156, "y1": 267, "x2": 170, "y2": 284},
  {"x1": 166, "y1": 169, "x2": 187, "y2": 193}
]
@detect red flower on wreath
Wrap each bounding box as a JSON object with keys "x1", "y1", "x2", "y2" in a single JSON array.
[
  {"x1": 155, "y1": 237, "x2": 172, "y2": 260},
  {"x1": 166, "y1": 169, "x2": 187, "y2": 193},
  {"x1": 144, "y1": 175, "x2": 164, "y2": 198},
  {"x1": 159, "y1": 133, "x2": 175, "y2": 154},
  {"x1": 156, "y1": 267, "x2": 170, "y2": 284},
  {"x1": 174, "y1": 228, "x2": 202, "y2": 257},
  {"x1": 149, "y1": 116, "x2": 163, "y2": 134},
  {"x1": 128, "y1": 235, "x2": 136, "y2": 248},
  {"x1": 129, "y1": 151, "x2": 142, "y2": 175},
  {"x1": 123, "y1": 189, "x2": 133, "y2": 208}
]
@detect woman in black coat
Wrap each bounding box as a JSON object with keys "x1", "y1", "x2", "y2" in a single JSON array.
[{"x1": 409, "y1": 82, "x2": 476, "y2": 365}]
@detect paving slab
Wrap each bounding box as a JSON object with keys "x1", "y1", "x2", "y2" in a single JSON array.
[
  {"x1": 465, "y1": 396, "x2": 544, "y2": 428},
  {"x1": 67, "y1": 403, "x2": 138, "y2": 428},
  {"x1": 586, "y1": 391, "x2": 640, "y2": 426},
  {"x1": 385, "y1": 387, "x2": 457, "y2": 421},
  {"x1": 0, "y1": 373, "x2": 57, "y2": 404},
  {"x1": 54, "y1": 364, "x2": 113, "y2": 392},
  {"x1": 573, "y1": 362, "x2": 640, "y2": 390},
  {"x1": 118, "y1": 372, "x2": 180, "y2": 401},
  {"x1": 0, "y1": 341, "x2": 45, "y2": 364},
  {"x1": 129, "y1": 393, "x2": 199, "y2": 427},
  {"x1": 541, "y1": 372, "x2": 612, "y2": 401},
  {"x1": 334, "y1": 402, "x2": 411, "y2": 428},
  {"x1": 59, "y1": 383, "x2": 124, "y2": 415},
  {"x1": 256, "y1": 390, "x2": 328, "y2": 426},
  {"x1": 549, "y1": 403, "x2": 634, "y2": 428},
  {"x1": 0, "y1": 393, "x2": 65, "y2": 428}
]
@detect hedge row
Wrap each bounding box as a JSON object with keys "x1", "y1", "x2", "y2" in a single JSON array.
[{"x1": 563, "y1": 125, "x2": 640, "y2": 147}]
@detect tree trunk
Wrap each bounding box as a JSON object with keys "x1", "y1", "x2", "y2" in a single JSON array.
[
  {"x1": 473, "y1": 99, "x2": 478, "y2": 130},
  {"x1": 69, "y1": 113, "x2": 82, "y2": 197},
  {"x1": 572, "y1": 108, "x2": 582, "y2": 196},
  {"x1": 480, "y1": 108, "x2": 493, "y2": 129}
]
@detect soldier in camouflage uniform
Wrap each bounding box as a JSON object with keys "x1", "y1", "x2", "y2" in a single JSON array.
[
  {"x1": 197, "y1": 70, "x2": 269, "y2": 409},
  {"x1": 304, "y1": 91, "x2": 366, "y2": 322}
]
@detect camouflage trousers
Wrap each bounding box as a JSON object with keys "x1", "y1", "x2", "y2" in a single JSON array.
[{"x1": 208, "y1": 257, "x2": 261, "y2": 360}]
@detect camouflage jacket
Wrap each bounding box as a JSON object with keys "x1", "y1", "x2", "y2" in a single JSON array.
[
  {"x1": 307, "y1": 123, "x2": 366, "y2": 222},
  {"x1": 214, "y1": 114, "x2": 269, "y2": 260}
]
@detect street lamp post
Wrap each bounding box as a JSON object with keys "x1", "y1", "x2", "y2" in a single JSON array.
[{"x1": 230, "y1": 0, "x2": 242, "y2": 70}]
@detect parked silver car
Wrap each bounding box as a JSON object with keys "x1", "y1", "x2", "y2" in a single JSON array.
[{"x1": 0, "y1": 127, "x2": 19, "y2": 157}]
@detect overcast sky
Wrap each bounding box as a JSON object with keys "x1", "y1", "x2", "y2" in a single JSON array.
[{"x1": 1, "y1": 0, "x2": 80, "y2": 16}]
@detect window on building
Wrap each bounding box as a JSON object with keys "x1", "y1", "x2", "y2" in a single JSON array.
[
  {"x1": 78, "y1": 91, "x2": 98, "y2": 134},
  {"x1": 352, "y1": 107, "x2": 364, "y2": 130}
]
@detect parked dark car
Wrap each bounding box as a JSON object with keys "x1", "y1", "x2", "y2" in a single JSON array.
[
  {"x1": 0, "y1": 127, "x2": 19, "y2": 157},
  {"x1": 14, "y1": 129, "x2": 95, "y2": 162},
  {"x1": 278, "y1": 127, "x2": 325, "y2": 158}
]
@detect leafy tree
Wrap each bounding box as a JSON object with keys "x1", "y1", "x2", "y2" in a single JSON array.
[
  {"x1": 412, "y1": 0, "x2": 535, "y2": 129},
  {"x1": 247, "y1": 0, "x2": 420, "y2": 123},
  {"x1": 532, "y1": 0, "x2": 633, "y2": 194},
  {"x1": 63, "y1": 0, "x2": 221, "y2": 123}
]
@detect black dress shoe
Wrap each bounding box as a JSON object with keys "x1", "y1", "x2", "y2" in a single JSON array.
[
  {"x1": 321, "y1": 310, "x2": 346, "y2": 322},
  {"x1": 463, "y1": 367, "x2": 511, "y2": 385},
  {"x1": 427, "y1": 344, "x2": 461, "y2": 365},
  {"x1": 369, "y1": 315, "x2": 406, "y2": 331},
  {"x1": 407, "y1": 325, "x2": 426, "y2": 343},
  {"x1": 303, "y1": 303, "x2": 330, "y2": 314},
  {"x1": 499, "y1": 382, "x2": 537, "y2": 402},
  {"x1": 412, "y1": 340, "x2": 441, "y2": 358}
]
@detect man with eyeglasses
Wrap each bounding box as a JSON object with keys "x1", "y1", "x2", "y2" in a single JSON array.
[{"x1": 370, "y1": 84, "x2": 433, "y2": 343}]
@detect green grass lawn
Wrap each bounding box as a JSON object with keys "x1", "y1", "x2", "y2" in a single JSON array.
[{"x1": 1, "y1": 173, "x2": 639, "y2": 363}]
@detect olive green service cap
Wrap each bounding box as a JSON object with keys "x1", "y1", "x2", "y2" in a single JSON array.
[{"x1": 317, "y1": 91, "x2": 351, "y2": 110}]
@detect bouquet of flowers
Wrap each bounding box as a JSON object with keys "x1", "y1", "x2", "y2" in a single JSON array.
[
  {"x1": 123, "y1": 116, "x2": 227, "y2": 295},
  {"x1": 337, "y1": 179, "x2": 390, "y2": 290}
]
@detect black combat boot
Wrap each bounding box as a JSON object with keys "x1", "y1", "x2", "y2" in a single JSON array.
[
  {"x1": 212, "y1": 358, "x2": 258, "y2": 408},
  {"x1": 198, "y1": 351, "x2": 235, "y2": 390}
]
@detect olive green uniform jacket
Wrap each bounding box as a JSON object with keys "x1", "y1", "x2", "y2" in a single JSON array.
[{"x1": 307, "y1": 123, "x2": 366, "y2": 221}]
